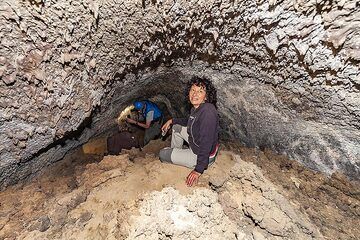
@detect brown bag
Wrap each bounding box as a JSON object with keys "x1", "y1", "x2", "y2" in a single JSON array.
[{"x1": 107, "y1": 131, "x2": 140, "y2": 155}]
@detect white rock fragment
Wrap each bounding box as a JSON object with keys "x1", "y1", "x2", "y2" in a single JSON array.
[
  {"x1": 0, "y1": 66, "x2": 6, "y2": 78},
  {"x1": 252, "y1": 229, "x2": 266, "y2": 240},
  {"x1": 2, "y1": 71, "x2": 16, "y2": 85},
  {"x1": 88, "y1": 59, "x2": 96, "y2": 69},
  {"x1": 264, "y1": 32, "x2": 279, "y2": 54},
  {"x1": 34, "y1": 69, "x2": 45, "y2": 81},
  {"x1": 292, "y1": 40, "x2": 309, "y2": 56},
  {"x1": 127, "y1": 188, "x2": 239, "y2": 239},
  {"x1": 290, "y1": 176, "x2": 301, "y2": 188}
]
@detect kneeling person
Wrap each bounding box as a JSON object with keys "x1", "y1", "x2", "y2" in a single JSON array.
[
  {"x1": 126, "y1": 100, "x2": 163, "y2": 146},
  {"x1": 159, "y1": 77, "x2": 220, "y2": 187}
]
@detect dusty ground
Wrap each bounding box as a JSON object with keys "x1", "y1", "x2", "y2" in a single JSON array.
[
  {"x1": 0, "y1": 138, "x2": 359, "y2": 240},
  {"x1": 227, "y1": 144, "x2": 360, "y2": 240}
]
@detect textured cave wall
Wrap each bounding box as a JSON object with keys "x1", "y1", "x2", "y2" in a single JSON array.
[{"x1": 0, "y1": 0, "x2": 359, "y2": 188}]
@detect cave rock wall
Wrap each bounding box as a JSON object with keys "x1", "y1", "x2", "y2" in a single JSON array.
[{"x1": 0, "y1": 0, "x2": 359, "y2": 187}]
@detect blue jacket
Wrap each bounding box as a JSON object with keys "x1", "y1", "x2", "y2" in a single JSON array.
[{"x1": 142, "y1": 100, "x2": 162, "y2": 121}]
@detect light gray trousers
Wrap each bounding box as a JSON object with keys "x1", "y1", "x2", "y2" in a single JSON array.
[{"x1": 159, "y1": 124, "x2": 216, "y2": 169}]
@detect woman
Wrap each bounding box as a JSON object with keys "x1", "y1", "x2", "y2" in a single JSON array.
[{"x1": 159, "y1": 76, "x2": 220, "y2": 187}]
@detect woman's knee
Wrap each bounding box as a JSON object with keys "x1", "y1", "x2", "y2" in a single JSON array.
[
  {"x1": 172, "y1": 124, "x2": 183, "y2": 133},
  {"x1": 159, "y1": 148, "x2": 173, "y2": 163}
]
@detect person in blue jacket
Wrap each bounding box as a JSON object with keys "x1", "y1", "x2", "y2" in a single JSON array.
[
  {"x1": 126, "y1": 100, "x2": 163, "y2": 146},
  {"x1": 159, "y1": 77, "x2": 220, "y2": 187}
]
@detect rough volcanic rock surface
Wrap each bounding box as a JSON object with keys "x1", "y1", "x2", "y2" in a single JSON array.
[
  {"x1": 235, "y1": 145, "x2": 360, "y2": 240},
  {"x1": 225, "y1": 155, "x2": 322, "y2": 239},
  {"x1": 127, "y1": 187, "x2": 241, "y2": 239},
  {"x1": 1, "y1": 140, "x2": 339, "y2": 240},
  {"x1": 0, "y1": 0, "x2": 359, "y2": 187},
  {"x1": 2, "y1": 137, "x2": 360, "y2": 239}
]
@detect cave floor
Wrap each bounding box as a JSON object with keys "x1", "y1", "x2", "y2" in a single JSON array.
[{"x1": 0, "y1": 138, "x2": 359, "y2": 240}]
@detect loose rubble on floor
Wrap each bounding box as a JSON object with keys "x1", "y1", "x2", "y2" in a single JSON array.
[{"x1": 0, "y1": 139, "x2": 359, "y2": 240}]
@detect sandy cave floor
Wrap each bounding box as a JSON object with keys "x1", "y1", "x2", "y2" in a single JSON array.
[{"x1": 0, "y1": 138, "x2": 359, "y2": 240}]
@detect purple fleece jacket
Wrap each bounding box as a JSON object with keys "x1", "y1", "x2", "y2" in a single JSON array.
[{"x1": 173, "y1": 103, "x2": 219, "y2": 173}]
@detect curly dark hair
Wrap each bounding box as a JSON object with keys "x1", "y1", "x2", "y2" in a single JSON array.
[{"x1": 186, "y1": 76, "x2": 217, "y2": 108}]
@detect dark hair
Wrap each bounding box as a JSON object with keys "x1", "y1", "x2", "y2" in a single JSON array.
[{"x1": 186, "y1": 76, "x2": 217, "y2": 108}]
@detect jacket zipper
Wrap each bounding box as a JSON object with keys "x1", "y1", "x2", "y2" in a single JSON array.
[{"x1": 190, "y1": 116, "x2": 199, "y2": 147}]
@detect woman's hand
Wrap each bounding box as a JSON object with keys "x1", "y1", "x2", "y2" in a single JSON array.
[
  {"x1": 186, "y1": 170, "x2": 201, "y2": 187},
  {"x1": 161, "y1": 119, "x2": 173, "y2": 133},
  {"x1": 126, "y1": 117, "x2": 136, "y2": 124}
]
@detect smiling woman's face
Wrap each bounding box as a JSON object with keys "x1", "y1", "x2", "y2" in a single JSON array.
[{"x1": 189, "y1": 84, "x2": 207, "y2": 108}]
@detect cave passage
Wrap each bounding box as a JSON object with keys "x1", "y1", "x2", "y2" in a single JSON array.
[
  {"x1": 0, "y1": 0, "x2": 359, "y2": 239},
  {"x1": 1, "y1": 0, "x2": 359, "y2": 188}
]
